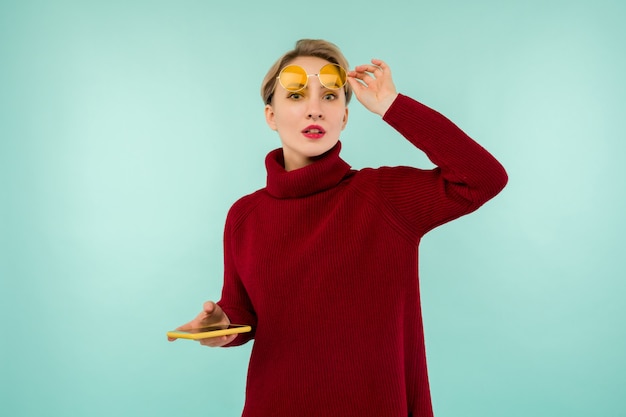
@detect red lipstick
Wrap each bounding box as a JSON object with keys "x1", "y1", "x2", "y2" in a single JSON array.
[{"x1": 302, "y1": 125, "x2": 326, "y2": 140}]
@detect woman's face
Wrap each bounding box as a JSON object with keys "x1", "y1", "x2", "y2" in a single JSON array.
[{"x1": 265, "y1": 56, "x2": 349, "y2": 171}]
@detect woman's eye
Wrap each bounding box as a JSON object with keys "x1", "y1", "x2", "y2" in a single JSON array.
[
  {"x1": 288, "y1": 93, "x2": 302, "y2": 100},
  {"x1": 323, "y1": 93, "x2": 337, "y2": 101}
]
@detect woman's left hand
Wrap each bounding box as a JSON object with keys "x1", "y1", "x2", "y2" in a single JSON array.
[{"x1": 347, "y1": 59, "x2": 398, "y2": 117}]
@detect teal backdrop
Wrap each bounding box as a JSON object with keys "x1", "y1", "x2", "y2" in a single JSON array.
[{"x1": 1, "y1": 0, "x2": 624, "y2": 416}]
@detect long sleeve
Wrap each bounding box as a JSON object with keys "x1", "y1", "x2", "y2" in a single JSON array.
[
  {"x1": 378, "y1": 94, "x2": 508, "y2": 237},
  {"x1": 216, "y1": 203, "x2": 258, "y2": 346}
]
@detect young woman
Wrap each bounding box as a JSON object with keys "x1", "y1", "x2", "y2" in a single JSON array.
[{"x1": 170, "y1": 39, "x2": 508, "y2": 417}]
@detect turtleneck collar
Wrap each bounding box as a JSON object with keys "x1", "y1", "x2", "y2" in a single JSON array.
[{"x1": 265, "y1": 141, "x2": 352, "y2": 199}]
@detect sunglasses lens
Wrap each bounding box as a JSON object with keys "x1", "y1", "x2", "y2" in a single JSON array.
[
  {"x1": 279, "y1": 65, "x2": 308, "y2": 92},
  {"x1": 319, "y1": 64, "x2": 347, "y2": 89}
]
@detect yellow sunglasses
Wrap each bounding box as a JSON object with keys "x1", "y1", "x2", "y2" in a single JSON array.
[{"x1": 277, "y1": 63, "x2": 348, "y2": 93}]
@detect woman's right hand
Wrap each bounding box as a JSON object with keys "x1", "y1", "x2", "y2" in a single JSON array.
[{"x1": 168, "y1": 301, "x2": 237, "y2": 347}]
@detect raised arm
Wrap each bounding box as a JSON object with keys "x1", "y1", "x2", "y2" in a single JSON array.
[{"x1": 349, "y1": 59, "x2": 507, "y2": 236}]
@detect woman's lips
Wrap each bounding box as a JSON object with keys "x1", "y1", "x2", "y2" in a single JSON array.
[{"x1": 302, "y1": 125, "x2": 326, "y2": 139}]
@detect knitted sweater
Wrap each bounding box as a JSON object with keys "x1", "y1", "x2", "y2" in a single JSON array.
[{"x1": 217, "y1": 94, "x2": 508, "y2": 416}]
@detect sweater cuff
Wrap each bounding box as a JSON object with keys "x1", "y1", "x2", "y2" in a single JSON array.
[{"x1": 382, "y1": 93, "x2": 429, "y2": 127}]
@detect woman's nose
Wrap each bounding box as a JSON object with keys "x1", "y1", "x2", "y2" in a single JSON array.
[{"x1": 306, "y1": 99, "x2": 323, "y2": 120}]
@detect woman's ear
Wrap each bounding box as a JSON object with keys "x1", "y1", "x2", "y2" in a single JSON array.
[
  {"x1": 341, "y1": 107, "x2": 349, "y2": 130},
  {"x1": 265, "y1": 104, "x2": 277, "y2": 131}
]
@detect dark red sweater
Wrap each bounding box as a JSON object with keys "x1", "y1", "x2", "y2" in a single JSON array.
[{"x1": 217, "y1": 94, "x2": 507, "y2": 416}]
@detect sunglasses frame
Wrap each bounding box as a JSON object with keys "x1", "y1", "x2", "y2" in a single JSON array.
[{"x1": 276, "y1": 63, "x2": 348, "y2": 93}]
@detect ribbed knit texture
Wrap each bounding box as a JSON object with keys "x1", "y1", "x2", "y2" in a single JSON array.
[{"x1": 217, "y1": 94, "x2": 508, "y2": 417}]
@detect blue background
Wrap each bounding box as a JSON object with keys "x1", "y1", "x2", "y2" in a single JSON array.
[{"x1": 1, "y1": 0, "x2": 624, "y2": 416}]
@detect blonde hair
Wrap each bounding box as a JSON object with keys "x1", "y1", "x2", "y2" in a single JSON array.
[{"x1": 261, "y1": 39, "x2": 352, "y2": 105}]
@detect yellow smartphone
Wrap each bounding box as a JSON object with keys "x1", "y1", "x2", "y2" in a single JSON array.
[{"x1": 167, "y1": 324, "x2": 252, "y2": 340}]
